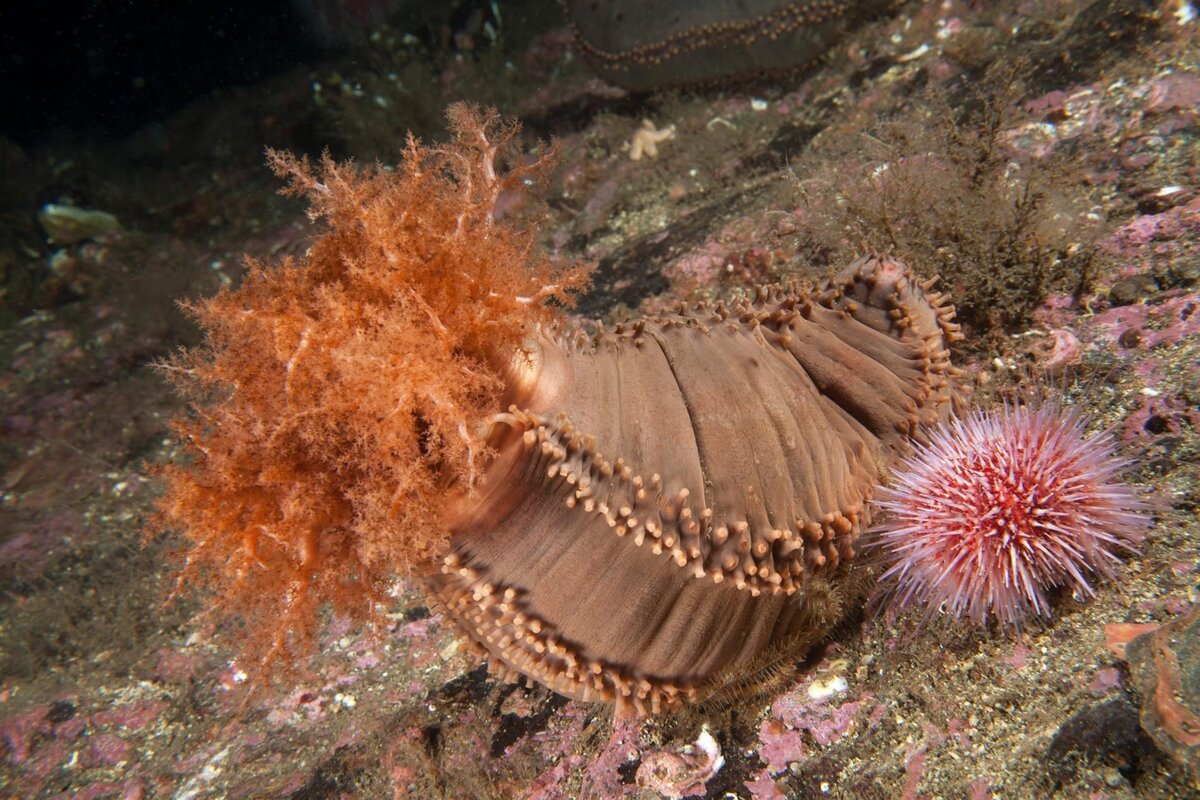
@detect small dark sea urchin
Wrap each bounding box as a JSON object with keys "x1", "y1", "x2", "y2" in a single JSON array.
[{"x1": 874, "y1": 405, "x2": 1150, "y2": 626}]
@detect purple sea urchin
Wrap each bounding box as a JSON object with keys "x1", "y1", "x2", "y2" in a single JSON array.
[{"x1": 874, "y1": 405, "x2": 1150, "y2": 626}]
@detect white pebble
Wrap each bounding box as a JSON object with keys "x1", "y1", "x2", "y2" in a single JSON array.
[{"x1": 807, "y1": 674, "x2": 848, "y2": 700}]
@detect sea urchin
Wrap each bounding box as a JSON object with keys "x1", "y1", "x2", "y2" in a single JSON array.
[{"x1": 874, "y1": 404, "x2": 1149, "y2": 626}]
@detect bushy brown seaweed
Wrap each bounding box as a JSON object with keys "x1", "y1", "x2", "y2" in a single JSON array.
[
  {"x1": 153, "y1": 104, "x2": 590, "y2": 666},
  {"x1": 792, "y1": 70, "x2": 1099, "y2": 339}
]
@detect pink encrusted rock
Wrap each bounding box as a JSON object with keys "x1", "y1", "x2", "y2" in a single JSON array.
[
  {"x1": 397, "y1": 614, "x2": 439, "y2": 640},
  {"x1": 1100, "y1": 197, "x2": 1200, "y2": 252},
  {"x1": 1041, "y1": 328, "x2": 1082, "y2": 374},
  {"x1": 582, "y1": 716, "x2": 641, "y2": 798},
  {"x1": 1, "y1": 706, "x2": 53, "y2": 763},
  {"x1": 660, "y1": 214, "x2": 783, "y2": 293},
  {"x1": 757, "y1": 718, "x2": 805, "y2": 773},
  {"x1": 969, "y1": 776, "x2": 994, "y2": 800},
  {"x1": 60, "y1": 781, "x2": 127, "y2": 800},
  {"x1": 1089, "y1": 666, "x2": 1124, "y2": 697},
  {"x1": 1144, "y1": 72, "x2": 1200, "y2": 115},
  {"x1": 55, "y1": 716, "x2": 87, "y2": 741},
  {"x1": 353, "y1": 651, "x2": 380, "y2": 670},
  {"x1": 87, "y1": 732, "x2": 132, "y2": 766},
  {"x1": 1001, "y1": 642, "x2": 1030, "y2": 671},
  {"x1": 526, "y1": 755, "x2": 584, "y2": 800},
  {"x1": 666, "y1": 241, "x2": 731, "y2": 288},
  {"x1": 389, "y1": 764, "x2": 418, "y2": 796},
  {"x1": 1085, "y1": 293, "x2": 1200, "y2": 351},
  {"x1": 265, "y1": 687, "x2": 328, "y2": 727},
  {"x1": 772, "y1": 691, "x2": 868, "y2": 747},
  {"x1": 901, "y1": 747, "x2": 929, "y2": 800},
  {"x1": 91, "y1": 699, "x2": 166, "y2": 731},
  {"x1": 1006, "y1": 86, "x2": 1105, "y2": 157},
  {"x1": 25, "y1": 738, "x2": 68, "y2": 779},
  {"x1": 152, "y1": 648, "x2": 208, "y2": 684},
  {"x1": 947, "y1": 717, "x2": 973, "y2": 745},
  {"x1": 1121, "y1": 366, "x2": 1200, "y2": 444},
  {"x1": 745, "y1": 769, "x2": 790, "y2": 800}
]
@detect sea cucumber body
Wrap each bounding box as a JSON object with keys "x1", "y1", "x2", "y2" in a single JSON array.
[
  {"x1": 561, "y1": 0, "x2": 895, "y2": 90},
  {"x1": 425, "y1": 257, "x2": 960, "y2": 713}
]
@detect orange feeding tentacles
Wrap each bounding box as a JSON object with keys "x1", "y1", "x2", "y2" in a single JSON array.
[{"x1": 154, "y1": 104, "x2": 590, "y2": 667}]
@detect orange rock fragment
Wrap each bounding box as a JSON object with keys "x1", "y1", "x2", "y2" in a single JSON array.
[{"x1": 1105, "y1": 622, "x2": 1160, "y2": 660}]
